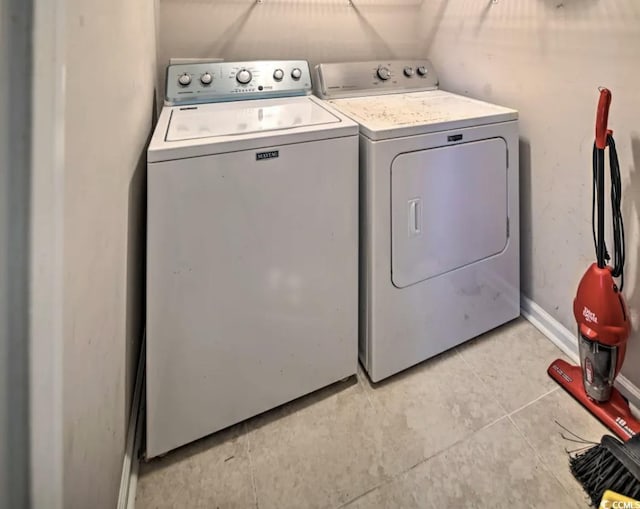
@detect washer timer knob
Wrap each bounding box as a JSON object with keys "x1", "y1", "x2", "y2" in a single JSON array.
[
  {"x1": 291, "y1": 68, "x2": 302, "y2": 80},
  {"x1": 178, "y1": 73, "x2": 192, "y2": 86},
  {"x1": 417, "y1": 66, "x2": 428, "y2": 76},
  {"x1": 377, "y1": 66, "x2": 391, "y2": 80},
  {"x1": 200, "y1": 72, "x2": 213, "y2": 85},
  {"x1": 236, "y1": 69, "x2": 252, "y2": 84},
  {"x1": 273, "y1": 69, "x2": 284, "y2": 81}
]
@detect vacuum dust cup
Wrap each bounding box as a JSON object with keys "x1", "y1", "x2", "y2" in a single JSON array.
[{"x1": 578, "y1": 335, "x2": 617, "y2": 402}]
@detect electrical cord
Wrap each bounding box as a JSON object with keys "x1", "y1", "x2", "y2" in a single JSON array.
[
  {"x1": 608, "y1": 135, "x2": 626, "y2": 288},
  {"x1": 591, "y1": 134, "x2": 626, "y2": 290}
]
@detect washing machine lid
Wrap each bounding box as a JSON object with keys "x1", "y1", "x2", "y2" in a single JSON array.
[
  {"x1": 330, "y1": 90, "x2": 517, "y2": 140},
  {"x1": 166, "y1": 96, "x2": 342, "y2": 141},
  {"x1": 148, "y1": 96, "x2": 357, "y2": 162}
]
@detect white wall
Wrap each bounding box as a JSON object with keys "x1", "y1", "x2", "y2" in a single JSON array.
[
  {"x1": 422, "y1": 0, "x2": 640, "y2": 386},
  {"x1": 62, "y1": 0, "x2": 156, "y2": 506},
  {"x1": 0, "y1": 0, "x2": 31, "y2": 507}
]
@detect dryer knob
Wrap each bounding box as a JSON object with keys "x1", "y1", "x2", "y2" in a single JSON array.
[
  {"x1": 417, "y1": 66, "x2": 428, "y2": 76},
  {"x1": 404, "y1": 66, "x2": 415, "y2": 77},
  {"x1": 178, "y1": 73, "x2": 192, "y2": 86},
  {"x1": 236, "y1": 69, "x2": 252, "y2": 84},
  {"x1": 291, "y1": 68, "x2": 302, "y2": 80},
  {"x1": 377, "y1": 66, "x2": 391, "y2": 80}
]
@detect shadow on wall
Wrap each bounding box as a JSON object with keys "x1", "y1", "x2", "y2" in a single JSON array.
[
  {"x1": 200, "y1": 0, "x2": 405, "y2": 60},
  {"x1": 158, "y1": 0, "x2": 416, "y2": 96},
  {"x1": 621, "y1": 134, "x2": 640, "y2": 384},
  {"x1": 422, "y1": 0, "x2": 448, "y2": 54},
  {"x1": 124, "y1": 92, "x2": 157, "y2": 426},
  {"x1": 350, "y1": 2, "x2": 394, "y2": 57},
  {"x1": 157, "y1": 0, "x2": 426, "y2": 97},
  {"x1": 519, "y1": 138, "x2": 534, "y2": 298},
  {"x1": 473, "y1": 0, "x2": 493, "y2": 37},
  {"x1": 204, "y1": 1, "x2": 259, "y2": 58}
]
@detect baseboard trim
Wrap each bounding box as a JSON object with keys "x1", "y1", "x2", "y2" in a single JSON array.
[
  {"x1": 118, "y1": 333, "x2": 146, "y2": 509},
  {"x1": 521, "y1": 295, "x2": 640, "y2": 412}
]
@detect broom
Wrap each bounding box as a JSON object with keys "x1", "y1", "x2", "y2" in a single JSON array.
[{"x1": 570, "y1": 433, "x2": 640, "y2": 506}]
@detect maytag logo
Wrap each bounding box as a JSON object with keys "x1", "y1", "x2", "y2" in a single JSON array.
[{"x1": 256, "y1": 150, "x2": 279, "y2": 161}]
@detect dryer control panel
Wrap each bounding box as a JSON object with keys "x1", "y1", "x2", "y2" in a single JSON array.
[
  {"x1": 165, "y1": 60, "x2": 313, "y2": 105},
  {"x1": 314, "y1": 60, "x2": 439, "y2": 100}
]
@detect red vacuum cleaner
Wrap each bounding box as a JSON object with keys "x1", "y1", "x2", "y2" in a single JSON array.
[{"x1": 547, "y1": 88, "x2": 640, "y2": 441}]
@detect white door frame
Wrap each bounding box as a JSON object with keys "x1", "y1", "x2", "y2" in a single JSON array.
[{"x1": 30, "y1": 0, "x2": 65, "y2": 506}]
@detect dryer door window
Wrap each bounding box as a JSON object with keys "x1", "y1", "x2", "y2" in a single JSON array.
[{"x1": 391, "y1": 138, "x2": 508, "y2": 288}]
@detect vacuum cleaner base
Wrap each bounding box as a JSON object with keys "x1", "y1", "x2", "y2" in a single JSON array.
[{"x1": 547, "y1": 358, "x2": 640, "y2": 441}]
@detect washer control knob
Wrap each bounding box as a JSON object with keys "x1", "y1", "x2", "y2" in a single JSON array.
[
  {"x1": 417, "y1": 66, "x2": 428, "y2": 76},
  {"x1": 403, "y1": 66, "x2": 415, "y2": 77},
  {"x1": 178, "y1": 73, "x2": 192, "y2": 86},
  {"x1": 200, "y1": 72, "x2": 213, "y2": 85},
  {"x1": 236, "y1": 69, "x2": 252, "y2": 84},
  {"x1": 291, "y1": 68, "x2": 302, "y2": 80},
  {"x1": 273, "y1": 69, "x2": 285, "y2": 81},
  {"x1": 377, "y1": 66, "x2": 391, "y2": 80}
]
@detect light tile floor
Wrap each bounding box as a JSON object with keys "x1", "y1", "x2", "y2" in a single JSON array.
[{"x1": 136, "y1": 318, "x2": 607, "y2": 508}]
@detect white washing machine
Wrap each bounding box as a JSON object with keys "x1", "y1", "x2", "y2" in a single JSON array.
[
  {"x1": 314, "y1": 60, "x2": 520, "y2": 382},
  {"x1": 146, "y1": 60, "x2": 359, "y2": 457}
]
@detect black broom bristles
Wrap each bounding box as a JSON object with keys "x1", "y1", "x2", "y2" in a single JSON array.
[{"x1": 570, "y1": 436, "x2": 640, "y2": 506}]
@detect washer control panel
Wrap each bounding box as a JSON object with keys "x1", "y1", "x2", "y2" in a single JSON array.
[
  {"x1": 313, "y1": 60, "x2": 439, "y2": 100},
  {"x1": 165, "y1": 60, "x2": 313, "y2": 105}
]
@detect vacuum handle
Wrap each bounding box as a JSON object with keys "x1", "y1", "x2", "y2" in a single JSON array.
[{"x1": 596, "y1": 88, "x2": 612, "y2": 149}]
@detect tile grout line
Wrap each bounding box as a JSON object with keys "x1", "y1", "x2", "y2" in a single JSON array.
[
  {"x1": 507, "y1": 386, "x2": 559, "y2": 418},
  {"x1": 343, "y1": 341, "x2": 564, "y2": 508},
  {"x1": 507, "y1": 414, "x2": 581, "y2": 504},
  {"x1": 407, "y1": 415, "x2": 511, "y2": 472},
  {"x1": 454, "y1": 347, "x2": 511, "y2": 418},
  {"x1": 354, "y1": 358, "x2": 509, "y2": 500},
  {"x1": 356, "y1": 369, "x2": 377, "y2": 410},
  {"x1": 461, "y1": 335, "x2": 580, "y2": 501},
  {"x1": 457, "y1": 342, "x2": 564, "y2": 421},
  {"x1": 342, "y1": 398, "x2": 581, "y2": 509},
  {"x1": 336, "y1": 377, "x2": 408, "y2": 509},
  {"x1": 339, "y1": 414, "x2": 513, "y2": 509},
  {"x1": 244, "y1": 422, "x2": 260, "y2": 509},
  {"x1": 343, "y1": 376, "x2": 567, "y2": 507},
  {"x1": 343, "y1": 348, "x2": 522, "y2": 507},
  {"x1": 335, "y1": 484, "x2": 381, "y2": 509}
]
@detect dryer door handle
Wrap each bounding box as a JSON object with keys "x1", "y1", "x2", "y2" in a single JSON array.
[{"x1": 408, "y1": 198, "x2": 422, "y2": 237}]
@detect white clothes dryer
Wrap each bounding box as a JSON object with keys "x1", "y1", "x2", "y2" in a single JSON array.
[{"x1": 314, "y1": 60, "x2": 520, "y2": 382}]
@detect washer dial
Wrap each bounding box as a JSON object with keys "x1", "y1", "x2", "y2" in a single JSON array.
[
  {"x1": 236, "y1": 69, "x2": 252, "y2": 84},
  {"x1": 200, "y1": 72, "x2": 213, "y2": 85}
]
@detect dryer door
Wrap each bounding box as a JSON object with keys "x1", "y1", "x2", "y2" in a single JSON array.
[{"x1": 391, "y1": 137, "x2": 508, "y2": 288}]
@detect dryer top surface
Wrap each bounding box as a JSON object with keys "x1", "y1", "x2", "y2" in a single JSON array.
[{"x1": 329, "y1": 90, "x2": 517, "y2": 139}]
